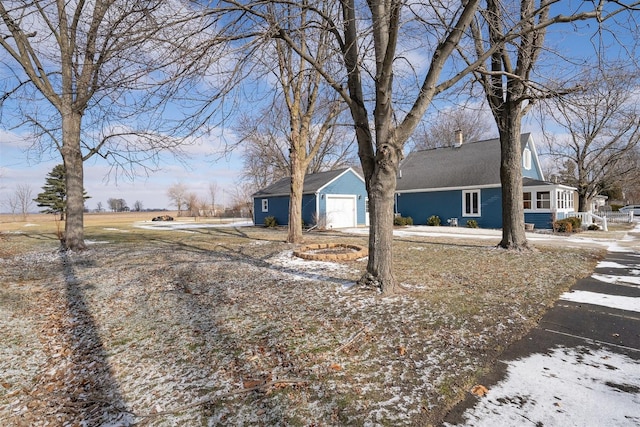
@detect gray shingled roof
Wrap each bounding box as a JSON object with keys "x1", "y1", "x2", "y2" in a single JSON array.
[
  {"x1": 252, "y1": 168, "x2": 352, "y2": 197},
  {"x1": 396, "y1": 134, "x2": 531, "y2": 192}
]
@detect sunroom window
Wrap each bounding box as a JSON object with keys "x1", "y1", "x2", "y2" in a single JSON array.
[
  {"x1": 536, "y1": 191, "x2": 550, "y2": 209},
  {"x1": 557, "y1": 191, "x2": 574, "y2": 210},
  {"x1": 523, "y1": 192, "x2": 532, "y2": 209}
]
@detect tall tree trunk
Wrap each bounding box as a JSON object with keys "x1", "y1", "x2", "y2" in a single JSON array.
[
  {"x1": 498, "y1": 109, "x2": 528, "y2": 250},
  {"x1": 287, "y1": 151, "x2": 305, "y2": 244},
  {"x1": 61, "y1": 109, "x2": 86, "y2": 251},
  {"x1": 577, "y1": 191, "x2": 588, "y2": 213},
  {"x1": 358, "y1": 144, "x2": 401, "y2": 295}
]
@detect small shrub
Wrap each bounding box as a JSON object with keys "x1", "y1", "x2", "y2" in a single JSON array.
[
  {"x1": 466, "y1": 219, "x2": 479, "y2": 228},
  {"x1": 566, "y1": 216, "x2": 582, "y2": 230},
  {"x1": 553, "y1": 219, "x2": 573, "y2": 233},
  {"x1": 264, "y1": 216, "x2": 278, "y2": 228},
  {"x1": 394, "y1": 215, "x2": 413, "y2": 226},
  {"x1": 587, "y1": 224, "x2": 600, "y2": 231},
  {"x1": 427, "y1": 215, "x2": 441, "y2": 226}
]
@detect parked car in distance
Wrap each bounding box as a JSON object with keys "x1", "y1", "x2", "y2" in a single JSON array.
[{"x1": 619, "y1": 205, "x2": 640, "y2": 215}]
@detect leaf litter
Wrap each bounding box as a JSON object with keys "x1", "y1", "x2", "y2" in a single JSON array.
[{"x1": 0, "y1": 227, "x2": 604, "y2": 426}]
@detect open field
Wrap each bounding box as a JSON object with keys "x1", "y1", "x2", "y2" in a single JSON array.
[
  {"x1": 0, "y1": 215, "x2": 612, "y2": 425},
  {"x1": 0, "y1": 211, "x2": 239, "y2": 230}
]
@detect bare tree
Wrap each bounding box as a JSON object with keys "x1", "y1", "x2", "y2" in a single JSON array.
[
  {"x1": 167, "y1": 183, "x2": 188, "y2": 215},
  {"x1": 237, "y1": 108, "x2": 291, "y2": 192},
  {"x1": 469, "y1": 0, "x2": 639, "y2": 249},
  {"x1": 201, "y1": 0, "x2": 637, "y2": 292},
  {"x1": 4, "y1": 190, "x2": 19, "y2": 216},
  {"x1": 229, "y1": 182, "x2": 254, "y2": 218},
  {"x1": 133, "y1": 200, "x2": 144, "y2": 212},
  {"x1": 0, "y1": 1, "x2": 214, "y2": 250},
  {"x1": 411, "y1": 108, "x2": 494, "y2": 151},
  {"x1": 288, "y1": 0, "x2": 485, "y2": 292},
  {"x1": 107, "y1": 198, "x2": 127, "y2": 212},
  {"x1": 13, "y1": 184, "x2": 33, "y2": 220},
  {"x1": 542, "y1": 69, "x2": 640, "y2": 212},
  {"x1": 185, "y1": 192, "x2": 203, "y2": 217},
  {"x1": 215, "y1": 0, "x2": 485, "y2": 293},
  {"x1": 234, "y1": 3, "x2": 351, "y2": 244},
  {"x1": 238, "y1": 103, "x2": 356, "y2": 240}
]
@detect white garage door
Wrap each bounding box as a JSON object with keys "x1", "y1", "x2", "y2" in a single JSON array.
[{"x1": 326, "y1": 195, "x2": 357, "y2": 228}]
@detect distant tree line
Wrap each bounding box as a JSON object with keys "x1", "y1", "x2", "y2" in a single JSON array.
[{"x1": 165, "y1": 182, "x2": 250, "y2": 218}]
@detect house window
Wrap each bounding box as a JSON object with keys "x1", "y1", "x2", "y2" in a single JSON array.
[
  {"x1": 557, "y1": 191, "x2": 574, "y2": 210},
  {"x1": 536, "y1": 191, "x2": 550, "y2": 209},
  {"x1": 557, "y1": 191, "x2": 565, "y2": 209},
  {"x1": 463, "y1": 190, "x2": 480, "y2": 217},
  {"x1": 523, "y1": 192, "x2": 532, "y2": 209},
  {"x1": 261, "y1": 199, "x2": 269, "y2": 212},
  {"x1": 523, "y1": 147, "x2": 532, "y2": 170}
]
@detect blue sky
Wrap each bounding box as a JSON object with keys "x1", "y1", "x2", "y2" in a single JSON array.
[
  {"x1": 0, "y1": 129, "x2": 244, "y2": 212},
  {"x1": 0, "y1": 1, "x2": 637, "y2": 214}
]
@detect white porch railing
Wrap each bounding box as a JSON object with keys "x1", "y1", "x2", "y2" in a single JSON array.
[{"x1": 567, "y1": 210, "x2": 633, "y2": 231}]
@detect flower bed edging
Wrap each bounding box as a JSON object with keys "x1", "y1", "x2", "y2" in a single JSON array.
[{"x1": 293, "y1": 243, "x2": 368, "y2": 261}]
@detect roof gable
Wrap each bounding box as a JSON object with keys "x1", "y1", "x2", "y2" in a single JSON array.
[
  {"x1": 397, "y1": 134, "x2": 535, "y2": 192},
  {"x1": 252, "y1": 167, "x2": 362, "y2": 197}
]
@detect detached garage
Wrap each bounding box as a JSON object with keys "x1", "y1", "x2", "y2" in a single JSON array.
[{"x1": 252, "y1": 167, "x2": 368, "y2": 229}]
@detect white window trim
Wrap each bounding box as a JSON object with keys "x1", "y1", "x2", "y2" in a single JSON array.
[
  {"x1": 536, "y1": 191, "x2": 551, "y2": 209},
  {"x1": 462, "y1": 190, "x2": 481, "y2": 217},
  {"x1": 261, "y1": 199, "x2": 269, "y2": 212},
  {"x1": 523, "y1": 147, "x2": 532, "y2": 170}
]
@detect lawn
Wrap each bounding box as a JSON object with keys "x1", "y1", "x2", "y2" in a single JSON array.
[{"x1": 0, "y1": 213, "x2": 605, "y2": 426}]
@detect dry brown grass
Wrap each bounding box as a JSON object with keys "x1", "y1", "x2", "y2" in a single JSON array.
[{"x1": 0, "y1": 220, "x2": 605, "y2": 426}]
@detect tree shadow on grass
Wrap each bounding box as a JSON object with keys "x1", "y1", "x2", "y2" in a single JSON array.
[
  {"x1": 32, "y1": 251, "x2": 132, "y2": 425},
  {"x1": 146, "y1": 235, "x2": 358, "y2": 287}
]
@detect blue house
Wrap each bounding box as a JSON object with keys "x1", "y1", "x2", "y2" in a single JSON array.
[
  {"x1": 395, "y1": 133, "x2": 576, "y2": 229},
  {"x1": 252, "y1": 167, "x2": 368, "y2": 229}
]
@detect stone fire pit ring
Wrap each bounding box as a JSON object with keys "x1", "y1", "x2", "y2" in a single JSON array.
[{"x1": 293, "y1": 243, "x2": 368, "y2": 261}]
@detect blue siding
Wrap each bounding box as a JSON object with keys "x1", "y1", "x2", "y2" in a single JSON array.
[
  {"x1": 396, "y1": 187, "x2": 503, "y2": 228},
  {"x1": 252, "y1": 169, "x2": 367, "y2": 226},
  {"x1": 318, "y1": 170, "x2": 368, "y2": 225},
  {"x1": 479, "y1": 189, "x2": 503, "y2": 228},
  {"x1": 396, "y1": 192, "x2": 461, "y2": 225},
  {"x1": 253, "y1": 195, "x2": 290, "y2": 226},
  {"x1": 523, "y1": 139, "x2": 544, "y2": 180},
  {"x1": 524, "y1": 212, "x2": 555, "y2": 230},
  {"x1": 301, "y1": 194, "x2": 317, "y2": 226},
  {"x1": 252, "y1": 194, "x2": 318, "y2": 226}
]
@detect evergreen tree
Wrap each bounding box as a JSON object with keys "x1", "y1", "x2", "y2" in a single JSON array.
[{"x1": 34, "y1": 165, "x2": 89, "y2": 220}]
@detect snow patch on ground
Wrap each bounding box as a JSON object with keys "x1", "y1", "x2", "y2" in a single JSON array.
[
  {"x1": 133, "y1": 220, "x2": 253, "y2": 230},
  {"x1": 597, "y1": 261, "x2": 630, "y2": 269},
  {"x1": 445, "y1": 346, "x2": 640, "y2": 427},
  {"x1": 267, "y1": 250, "x2": 360, "y2": 288},
  {"x1": 85, "y1": 240, "x2": 110, "y2": 245},
  {"x1": 560, "y1": 290, "x2": 640, "y2": 313},
  {"x1": 591, "y1": 273, "x2": 640, "y2": 286}
]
